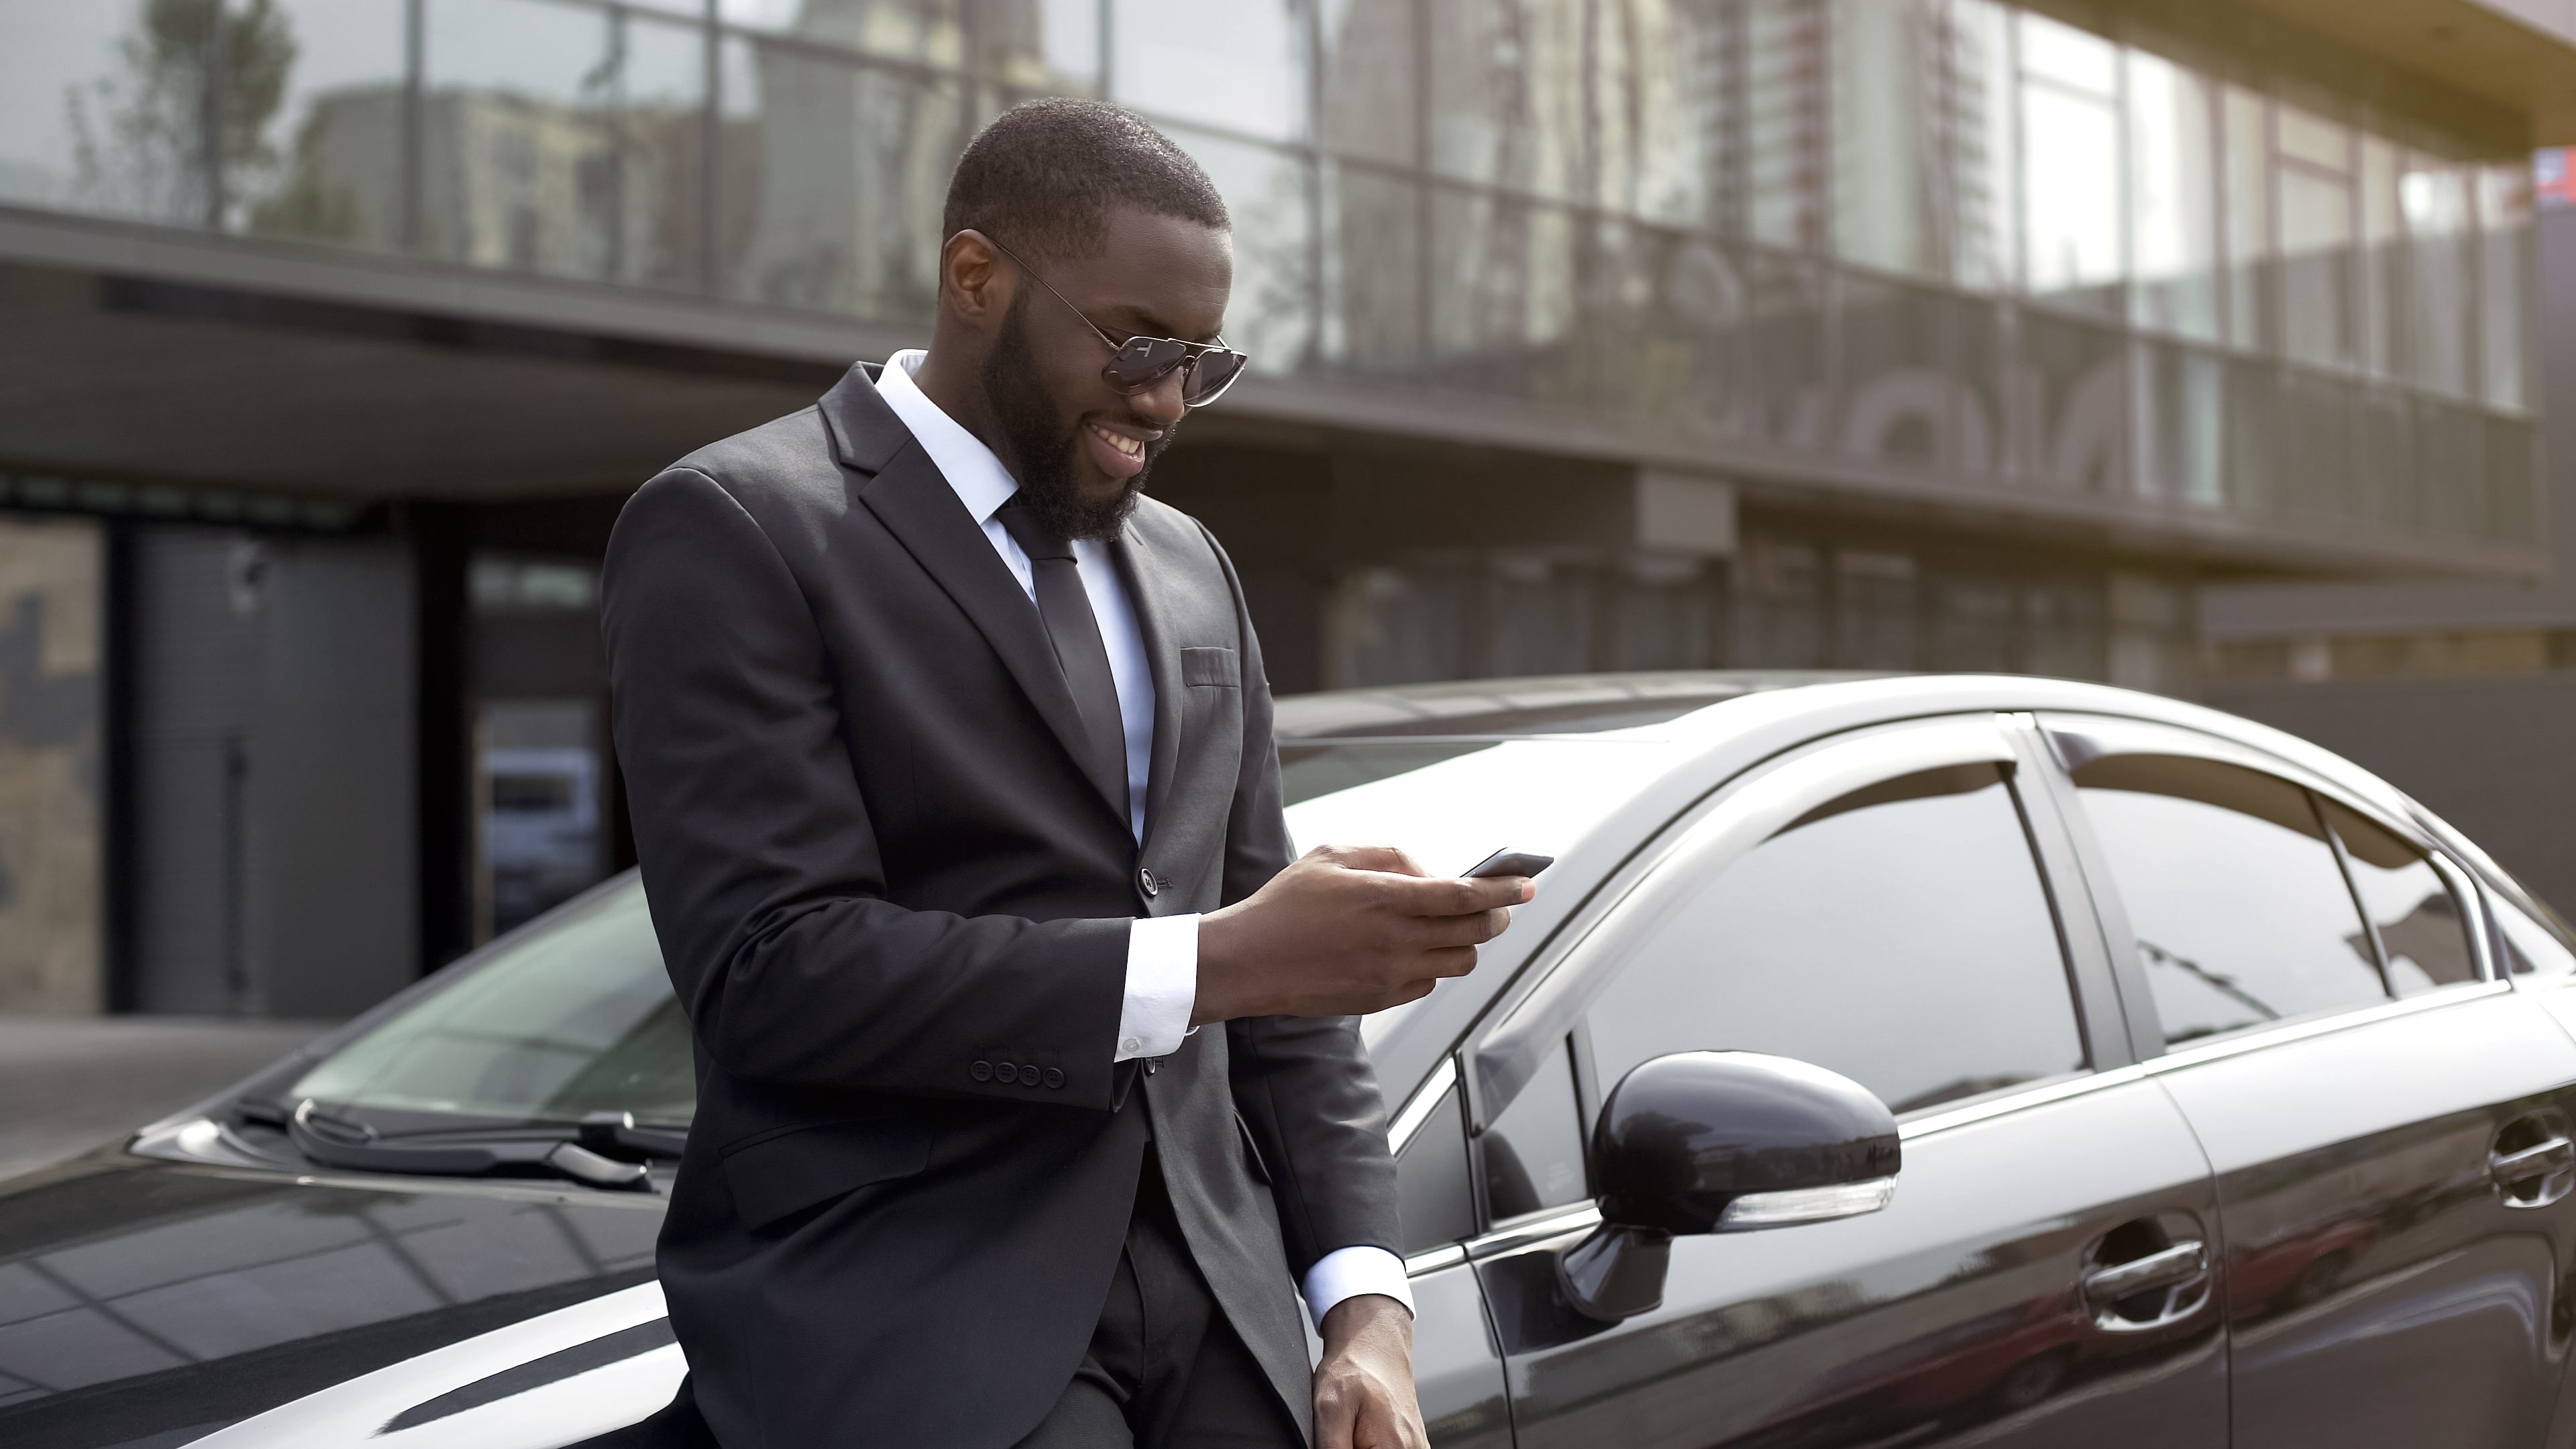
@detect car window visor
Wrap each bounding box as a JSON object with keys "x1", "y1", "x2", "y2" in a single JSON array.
[{"x1": 288, "y1": 1101, "x2": 680, "y2": 1190}]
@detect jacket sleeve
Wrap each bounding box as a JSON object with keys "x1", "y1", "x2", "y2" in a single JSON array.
[
  {"x1": 1200, "y1": 523, "x2": 1406, "y2": 1273},
  {"x1": 602, "y1": 466, "x2": 1130, "y2": 1110}
]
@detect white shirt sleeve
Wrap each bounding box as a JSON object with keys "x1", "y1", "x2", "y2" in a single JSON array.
[
  {"x1": 1115, "y1": 913, "x2": 1200, "y2": 1061},
  {"x1": 1303, "y1": 1246, "x2": 1416, "y2": 1326}
]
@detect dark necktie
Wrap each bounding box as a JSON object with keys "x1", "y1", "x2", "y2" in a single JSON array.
[{"x1": 997, "y1": 496, "x2": 1130, "y2": 825}]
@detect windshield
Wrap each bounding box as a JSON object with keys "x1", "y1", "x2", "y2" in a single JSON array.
[
  {"x1": 288, "y1": 883, "x2": 694, "y2": 1126},
  {"x1": 280, "y1": 708, "x2": 1709, "y2": 1136}
]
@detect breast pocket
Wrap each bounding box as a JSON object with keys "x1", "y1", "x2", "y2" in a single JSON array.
[
  {"x1": 719, "y1": 1116, "x2": 936, "y2": 1229},
  {"x1": 1181, "y1": 646, "x2": 1240, "y2": 688}
]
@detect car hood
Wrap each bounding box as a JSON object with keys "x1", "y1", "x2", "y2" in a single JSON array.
[{"x1": 0, "y1": 1147, "x2": 663, "y2": 1448}]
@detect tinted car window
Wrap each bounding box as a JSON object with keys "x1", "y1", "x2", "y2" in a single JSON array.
[
  {"x1": 2494, "y1": 889, "x2": 2576, "y2": 979},
  {"x1": 1586, "y1": 761, "x2": 2085, "y2": 1117},
  {"x1": 2074, "y1": 755, "x2": 2385, "y2": 1044},
  {"x1": 1482, "y1": 1037, "x2": 1588, "y2": 1221},
  {"x1": 1393, "y1": 1081, "x2": 1477, "y2": 1253},
  {"x1": 2318, "y1": 799, "x2": 2478, "y2": 994}
]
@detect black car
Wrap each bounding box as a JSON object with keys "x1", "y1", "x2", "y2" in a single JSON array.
[{"x1": 9, "y1": 672, "x2": 2576, "y2": 1448}]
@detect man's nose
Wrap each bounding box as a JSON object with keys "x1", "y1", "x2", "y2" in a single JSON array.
[{"x1": 1130, "y1": 365, "x2": 1189, "y2": 427}]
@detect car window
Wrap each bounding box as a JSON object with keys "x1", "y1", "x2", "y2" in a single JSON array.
[
  {"x1": 2493, "y1": 888, "x2": 2576, "y2": 979},
  {"x1": 1481, "y1": 1036, "x2": 1589, "y2": 1222},
  {"x1": 1584, "y1": 761, "x2": 2086, "y2": 1118},
  {"x1": 290, "y1": 881, "x2": 694, "y2": 1126},
  {"x1": 1393, "y1": 1079, "x2": 1477, "y2": 1253},
  {"x1": 2317, "y1": 799, "x2": 2479, "y2": 994},
  {"x1": 2072, "y1": 755, "x2": 2386, "y2": 1045}
]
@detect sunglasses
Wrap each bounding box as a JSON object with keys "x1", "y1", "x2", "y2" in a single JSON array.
[{"x1": 984, "y1": 235, "x2": 1250, "y2": 408}]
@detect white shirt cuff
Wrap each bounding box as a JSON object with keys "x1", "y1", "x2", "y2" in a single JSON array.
[
  {"x1": 1303, "y1": 1245, "x2": 1414, "y2": 1327},
  {"x1": 1115, "y1": 913, "x2": 1199, "y2": 1061}
]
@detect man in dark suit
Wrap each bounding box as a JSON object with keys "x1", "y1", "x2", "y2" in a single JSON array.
[{"x1": 602, "y1": 100, "x2": 1530, "y2": 1448}]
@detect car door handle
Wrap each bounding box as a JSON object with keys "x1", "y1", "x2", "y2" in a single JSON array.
[
  {"x1": 2491, "y1": 1136, "x2": 2575, "y2": 1185},
  {"x1": 2082, "y1": 1238, "x2": 2211, "y2": 1332},
  {"x1": 2491, "y1": 1120, "x2": 2576, "y2": 1209},
  {"x1": 2084, "y1": 1240, "x2": 2206, "y2": 1304}
]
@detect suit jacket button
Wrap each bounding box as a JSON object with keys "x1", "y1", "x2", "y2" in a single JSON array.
[
  {"x1": 1043, "y1": 1068, "x2": 1065, "y2": 1089},
  {"x1": 996, "y1": 1063, "x2": 1018, "y2": 1084},
  {"x1": 1023, "y1": 1069, "x2": 1044, "y2": 1087},
  {"x1": 1138, "y1": 867, "x2": 1159, "y2": 898},
  {"x1": 971, "y1": 1061, "x2": 993, "y2": 1082}
]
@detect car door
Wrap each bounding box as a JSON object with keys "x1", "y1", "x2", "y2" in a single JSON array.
[
  {"x1": 1451, "y1": 714, "x2": 2225, "y2": 1448},
  {"x1": 2037, "y1": 712, "x2": 2576, "y2": 1449}
]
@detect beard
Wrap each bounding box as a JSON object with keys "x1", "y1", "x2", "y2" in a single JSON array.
[{"x1": 981, "y1": 289, "x2": 1174, "y2": 542}]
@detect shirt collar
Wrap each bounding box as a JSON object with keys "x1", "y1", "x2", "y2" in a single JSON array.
[{"x1": 875, "y1": 349, "x2": 1020, "y2": 526}]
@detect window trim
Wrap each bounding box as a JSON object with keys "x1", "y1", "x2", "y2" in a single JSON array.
[
  {"x1": 2032, "y1": 711, "x2": 2494, "y2": 1057},
  {"x1": 1466, "y1": 712, "x2": 2108, "y2": 1147}
]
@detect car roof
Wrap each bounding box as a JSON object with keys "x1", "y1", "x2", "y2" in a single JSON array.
[{"x1": 1272, "y1": 670, "x2": 1881, "y2": 740}]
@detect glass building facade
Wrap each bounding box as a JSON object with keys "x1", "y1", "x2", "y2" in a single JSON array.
[
  {"x1": 0, "y1": 0, "x2": 2536, "y2": 549},
  {"x1": 0, "y1": 0, "x2": 2557, "y2": 1006}
]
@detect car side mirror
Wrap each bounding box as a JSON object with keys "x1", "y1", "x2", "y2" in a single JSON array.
[{"x1": 1556, "y1": 1051, "x2": 1901, "y2": 1323}]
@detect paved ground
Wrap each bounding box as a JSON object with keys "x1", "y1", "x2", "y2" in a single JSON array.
[{"x1": 0, "y1": 1014, "x2": 333, "y2": 1182}]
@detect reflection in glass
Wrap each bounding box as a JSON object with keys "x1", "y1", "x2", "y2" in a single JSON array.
[
  {"x1": 233, "y1": 0, "x2": 411, "y2": 249},
  {"x1": 1424, "y1": 0, "x2": 1582, "y2": 200},
  {"x1": 1114, "y1": 0, "x2": 1304, "y2": 142},
  {"x1": 2402, "y1": 158, "x2": 2475, "y2": 398},
  {"x1": 1428, "y1": 188, "x2": 1576, "y2": 387},
  {"x1": 1318, "y1": 0, "x2": 1413, "y2": 166},
  {"x1": 786, "y1": 0, "x2": 965, "y2": 64},
  {"x1": 2135, "y1": 339, "x2": 2224, "y2": 506},
  {"x1": 1830, "y1": 0, "x2": 2012, "y2": 286},
  {"x1": 2074, "y1": 755, "x2": 2387, "y2": 1044},
  {"x1": 2359, "y1": 136, "x2": 2402, "y2": 378},
  {"x1": 2222, "y1": 85, "x2": 2272, "y2": 351},
  {"x1": 419, "y1": 0, "x2": 706, "y2": 286},
  {"x1": 1318, "y1": 162, "x2": 1421, "y2": 371},
  {"x1": 1482, "y1": 1036, "x2": 1587, "y2": 1220},
  {"x1": 1746, "y1": 0, "x2": 1830, "y2": 253},
  {"x1": 290, "y1": 881, "x2": 693, "y2": 1125},
  {"x1": 2128, "y1": 51, "x2": 2218, "y2": 340},
  {"x1": 1586, "y1": 762, "x2": 2084, "y2": 1116},
  {"x1": 717, "y1": 31, "x2": 963, "y2": 317},
  {"x1": 2318, "y1": 800, "x2": 2476, "y2": 995},
  {"x1": 2019, "y1": 13, "x2": 2122, "y2": 315},
  {"x1": 1839, "y1": 276, "x2": 1970, "y2": 475},
  {"x1": 2479, "y1": 164, "x2": 2532, "y2": 411},
  {"x1": 1162, "y1": 127, "x2": 1312, "y2": 371},
  {"x1": 2275, "y1": 105, "x2": 2354, "y2": 369},
  {"x1": 2493, "y1": 892, "x2": 2576, "y2": 979}
]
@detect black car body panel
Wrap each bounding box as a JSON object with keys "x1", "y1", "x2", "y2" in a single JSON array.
[
  {"x1": 0, "y1": 1150, "x2": 660, "y2": 1447},
  {"x1": 10, "y1": 672, "x2": 2576, "y2": 1448}
]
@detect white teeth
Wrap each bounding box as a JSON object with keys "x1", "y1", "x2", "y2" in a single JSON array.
[{"x1": 1091, "y1": 424, "x2": 1144, "y2": 458}]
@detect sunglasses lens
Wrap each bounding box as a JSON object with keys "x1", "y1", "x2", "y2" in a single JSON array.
[
  {"x1": 1104, "y1": 337, "x2": 1189, "y2": 390},
  {"x1": 1180, "y1": 348, "x2": 1248, "y2": 406}
]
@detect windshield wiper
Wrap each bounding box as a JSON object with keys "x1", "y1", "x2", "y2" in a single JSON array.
[{"x1": 288, "y1": 1103, "x2": 683, "y2": 1191}]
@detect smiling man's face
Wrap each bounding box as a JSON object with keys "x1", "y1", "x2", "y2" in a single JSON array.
[{"x1": 978, "y1": 205, "x2": 1233, "y2": 541}]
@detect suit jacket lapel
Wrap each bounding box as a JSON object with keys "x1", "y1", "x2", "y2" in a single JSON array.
[
  {"x1": 1115, "y1": 524, "x2": 1185, "y2": 854},
  {"x1": 818, "y1": 366, "x2": 1122, "y2": 827}
]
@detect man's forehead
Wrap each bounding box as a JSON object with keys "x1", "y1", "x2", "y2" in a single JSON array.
[{"x1": 1060, "y1": 209, "x2": 1232, "y2": 339}]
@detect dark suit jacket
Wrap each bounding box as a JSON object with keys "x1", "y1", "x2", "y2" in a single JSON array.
[{"x1": 600, "y1": 364, "x2": 1401, "y2": 1448}]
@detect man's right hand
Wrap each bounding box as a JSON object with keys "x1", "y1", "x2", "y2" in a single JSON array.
[{"x1": 1192, "y1": 845, "x2": 1533, "y2": 1024}]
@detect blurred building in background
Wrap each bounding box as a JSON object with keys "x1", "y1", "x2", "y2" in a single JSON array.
[{"x1": 0, "y1": 0, "x2": 2569, "y2": 1014}]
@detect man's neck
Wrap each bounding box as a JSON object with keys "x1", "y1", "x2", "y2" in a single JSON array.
[{"x1": 909, "y1": 342, "x2": 1020, "y2": 482}]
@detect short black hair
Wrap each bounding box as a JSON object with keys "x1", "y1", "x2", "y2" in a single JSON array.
[{"x1": 943, "y1": 98, "x2": 1229, "y2": 266}]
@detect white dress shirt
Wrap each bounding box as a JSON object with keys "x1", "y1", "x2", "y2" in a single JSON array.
[{"x1": 874, "y1": 352, "x2": 1411, "y2": 1323}]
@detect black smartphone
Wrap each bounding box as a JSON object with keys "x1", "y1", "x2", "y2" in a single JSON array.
[{"x1": 1464, "y1": 847, "x2": 1554, "y2": 879}]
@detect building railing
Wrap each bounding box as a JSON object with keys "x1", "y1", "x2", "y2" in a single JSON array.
[{"x1": 0, "y1": 0, "x2": 2542, "y2": 555}]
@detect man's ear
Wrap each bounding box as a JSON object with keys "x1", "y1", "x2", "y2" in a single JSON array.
[{"x1": 940, "y1": 229, "x2": 1013, "y2": 330}]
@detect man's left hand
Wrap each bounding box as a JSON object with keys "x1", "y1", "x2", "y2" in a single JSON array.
[{"x1": 1313, "y1": 1293, "x2": 1426, "y2": 1449}]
